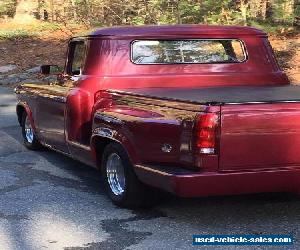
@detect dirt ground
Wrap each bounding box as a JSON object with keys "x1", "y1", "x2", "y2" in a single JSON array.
[
  {"x1": 0, "y1": 29, "x2": 299, "y2": 84},
  {"x1": 270, "y1": 34, "x2": 300, "y2": 84},
  {"x1": 0, "y1": 30, "x2": 69, "y2": 71}
]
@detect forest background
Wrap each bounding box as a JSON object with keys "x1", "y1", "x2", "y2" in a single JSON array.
[{"x1": 0, "y1": 0, "x2": 299, "y2": 84}]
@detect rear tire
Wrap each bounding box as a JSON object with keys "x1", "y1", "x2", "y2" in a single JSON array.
[
  {"x1": 101, "y1": 142, "x2": 161, "y2": 208},
  {"x1": 21, "y1": 112, "x2": 42, "y2": 150}
]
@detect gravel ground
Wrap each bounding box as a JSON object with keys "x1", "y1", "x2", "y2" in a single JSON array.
[{"x1": 0, "y1": 86, "x2": 299, "y2": 250}]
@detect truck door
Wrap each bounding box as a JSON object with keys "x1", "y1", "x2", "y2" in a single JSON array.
[{"x1": 36, "y1": 39, "x2": 87, "y2": 153}]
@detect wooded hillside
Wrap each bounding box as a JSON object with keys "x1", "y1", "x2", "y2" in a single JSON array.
[
  {"x1": 0, "y1": 0, "x2": 299, "y2": 85},
  {"x1": 0, "y1": 0, "x2": 299, "y2": 28}
]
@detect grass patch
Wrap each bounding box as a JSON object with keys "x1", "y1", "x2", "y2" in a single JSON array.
[
  {"x1": 0, "y1": 29, "x2": 38, "y2": 40},
  {"x1": 0, "y1": 20, "x2": 87, "y2": 40},
  {"x1": 31, "y1": 22, "x2": 62, "y2": 32},
  {"x1": 0, "y1": 21, "x2": 70, "y2": 40}
]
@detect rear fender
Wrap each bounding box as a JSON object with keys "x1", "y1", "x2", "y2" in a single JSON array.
[{"x1": 90, "y1": 124, "x2": 139, "y2": 168}]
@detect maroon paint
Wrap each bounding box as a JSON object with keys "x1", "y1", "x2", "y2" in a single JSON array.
[{"x1": 15, "y1": 25, "x2": 300, "y2": 198}]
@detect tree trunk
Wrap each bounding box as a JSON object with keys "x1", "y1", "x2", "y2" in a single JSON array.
[
  {"x1": 249, "y1": 0, "x2": 260, "y2": 19},
  {"x1": 261, "y1": 0, "x2": 267, "y2": 20},
  {"x1": 284, "y1": 0, "x2": 295, "y2": 23},
  {"x1": 70, "y1": 0, "x2": 77, "y2": 21},
  {"x1": 240, "y1": 0, "x2": 249, "y2": 25},
  {"x1": 50, "y1": 0, "x2": 54, "y2": 21},
  {"x1": 176, "y1": 0, "x2": 182, "y2": 24}
]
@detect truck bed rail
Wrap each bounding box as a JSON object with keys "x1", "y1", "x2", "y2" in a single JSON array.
[{"x1": 110, "y1": 85, "x2": 300, "y2": 105}]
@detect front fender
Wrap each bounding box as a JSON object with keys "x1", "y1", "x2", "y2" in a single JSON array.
[{"x1": 16, "y1": 101, "x2": 36, "y2": 131}]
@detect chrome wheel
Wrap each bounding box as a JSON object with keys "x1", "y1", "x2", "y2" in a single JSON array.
[
  {"x1": 106, "y1": 153, "x2": 126, "y2": 196},
  {"x1": 24, "y1": 116, "x2": 34, "y2": 143}
]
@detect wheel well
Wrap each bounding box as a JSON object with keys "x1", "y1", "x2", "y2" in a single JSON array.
[
  {"x1": 92, "y1": 136, "x2": 114, "y2": 169},
  {"x1": 16, "y1": 105, "x2": 25, "y2": 126}
]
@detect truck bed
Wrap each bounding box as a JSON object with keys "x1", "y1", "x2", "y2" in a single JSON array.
[
  {"x1": 111, "y1": 84, "x2": 300, "y2": 173},
  {"x1": 116, "y1": 85, "x2": 300, "y2": 105}
]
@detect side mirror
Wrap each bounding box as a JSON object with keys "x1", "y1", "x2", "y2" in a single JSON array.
[{"x1": 40, "y1": 65, "x2": 61, "y2": 75}]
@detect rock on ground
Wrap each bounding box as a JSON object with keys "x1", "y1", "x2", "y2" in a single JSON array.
[{"x1": 0, "y1": 65, "x2": 17, "y2": 74}]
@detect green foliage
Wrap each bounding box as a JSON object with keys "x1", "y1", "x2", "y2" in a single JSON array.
[
  {"x1": 131, "y1": 16, "x2": 146, "y2": 25},
  {"x1": 0, "y1": 21, "x2": 62, "y2": 41},
  {"x1": 249, "y1": 20, "x2": 296, "y2": 34},
  {"x1": 34, "y1": 22, "x2": 62, "y2": 32},
  {"x1": 272, "y1": 0, "x2": 296, "y2": 23},
  {"x1": 0, "y1": 0, "x2": 297, "y2": 34},
  {"x1": 0, "y1": 30, "x2": 37, "y2": 40},
  {"x1": 0, "y1": 0, "x2": 16, "y2": 17}
]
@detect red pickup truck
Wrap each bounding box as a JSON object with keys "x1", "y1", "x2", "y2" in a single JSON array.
[{"x1": 15, "y1": 25, "x2": 300, "y2": 208}]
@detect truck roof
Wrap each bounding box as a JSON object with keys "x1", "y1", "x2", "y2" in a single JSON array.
[{"x1": 89, "y1": 25, "x2": 267, "y2": 38}]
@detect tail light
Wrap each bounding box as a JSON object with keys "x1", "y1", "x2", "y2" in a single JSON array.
[{"x1": 195, "y1": 113, "x2": 219, "y2": 154}]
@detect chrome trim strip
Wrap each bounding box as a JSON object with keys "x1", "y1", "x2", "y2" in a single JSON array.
[
  {"x1": 135, "y1": 164, "x2": 173, "y2": 177},
  {"x1": 225, "y1": 100, "x2": 300, "y2": 105},
  {"x1": 91, "y1": 127, "x2": 122, "y2": 146},
  {"x1": 67, "y1": 140, "x2": 91, "y2": 151},
  {"x1": 39, "y1": 94, "x2": 67, "y2": 103},
  {"x1": 40, "y1": 141, "x2": 72, "y2": 158},
  {"x1": 93, "y1": 127, "x2": 115, "y2": 138},
  {"x1": 94, "y1": 113, "x2": 123, "y2": 125}
]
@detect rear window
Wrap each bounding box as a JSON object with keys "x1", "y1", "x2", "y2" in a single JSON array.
[{"x1": 131, "y1": 39, "x2": 246, "y2": 64}]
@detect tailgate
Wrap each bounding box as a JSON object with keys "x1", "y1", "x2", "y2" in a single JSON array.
[{"x1": 219, "y1": 102, "x2": 300, "y2": 170}]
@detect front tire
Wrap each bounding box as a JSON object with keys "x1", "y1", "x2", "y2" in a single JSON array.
[
  {"x1": 101, "y1": 143, "x2": 160, "y2": 208},
  {"x1": 21, "y1": 112, "x2": 42, "y2": 150}
]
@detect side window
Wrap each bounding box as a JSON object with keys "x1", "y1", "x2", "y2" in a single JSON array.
[{"x1": 67, "y1": 40, "x2": 86, "y2": 76}]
